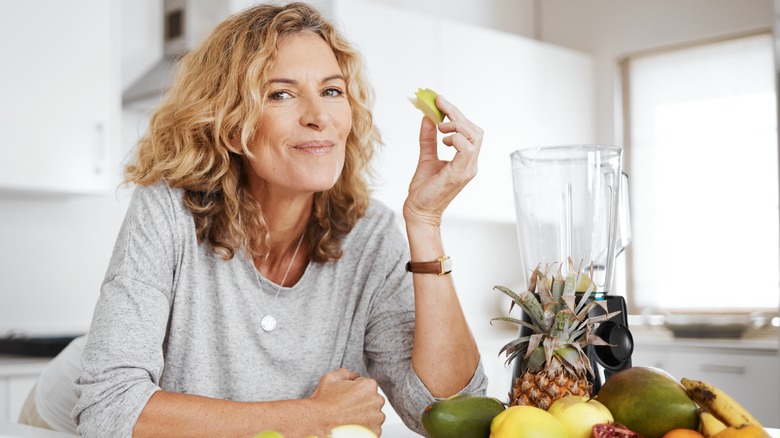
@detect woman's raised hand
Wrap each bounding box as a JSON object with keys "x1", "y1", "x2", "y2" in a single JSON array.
[{"x1": 403, "y1": 95, "x2": 483, "y2": 228}]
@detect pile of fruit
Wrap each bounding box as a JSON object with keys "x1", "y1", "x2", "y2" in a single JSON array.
[
  {"x1": 420, "y1": 261, "x2": 770, "y2": 438},
  {"x1": 421, "y1": 368, "x2": 770, "y2": 438}
]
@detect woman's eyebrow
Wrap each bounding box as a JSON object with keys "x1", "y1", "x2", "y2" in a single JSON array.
[{"x1": 268, "y1": 74, "x2": 345, "y2": 85}]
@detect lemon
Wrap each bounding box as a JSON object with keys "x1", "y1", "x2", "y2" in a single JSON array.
[
  {"x1": 548, "y1": 395, "x2": 613, "y2": 438},
  {"x1": 490, "y1": 405, "x2": 567, "y2": 438}
]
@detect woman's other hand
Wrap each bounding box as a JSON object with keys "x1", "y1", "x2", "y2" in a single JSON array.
[
  {"x1": 306, "y1": 368, "x2": 385, "y2": 436},
  {"x1": 403, "y1": 95, "x2": 483, "y2": 228}
]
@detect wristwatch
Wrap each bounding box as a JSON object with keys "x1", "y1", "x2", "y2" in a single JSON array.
[{"x1": 405, "y1": 256, "x2": 452, "y2": 275}]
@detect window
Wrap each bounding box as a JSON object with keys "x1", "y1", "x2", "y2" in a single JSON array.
[{"x1": 622, "y1": 32, "x2": 779, "y2": 312}]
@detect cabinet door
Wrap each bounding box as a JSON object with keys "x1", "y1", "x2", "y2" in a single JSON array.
[
  {"x1": 8, "y1": 375, "x2": 37, "y2": 423},
  {"x1": 629, "y1": 345, "x2": 670, "y2": 370},
  {"x1": 0, "y1": 0, "x2": 119, "y2": 193},
  {"x1": 0, "y1": 378, "x2": 7, "y2": 421},
  {"x1": 667, "y1": 349, "x2": 779, "y2": 428}
]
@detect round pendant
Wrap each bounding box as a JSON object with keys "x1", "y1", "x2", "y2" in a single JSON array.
[{"x1": 260, "y1": 315, "x2": 277, "y2": 332}]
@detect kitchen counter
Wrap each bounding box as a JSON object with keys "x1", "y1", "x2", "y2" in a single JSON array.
[
  {"x1": 0, "y1": 420, "x2": 776, "y2": 437},
  {"x1": 628, "y1": 321, "x2": 779, "y2": 351},
  {"x1": 0, "y1": 421, "x2": 423, "y2": 437}
]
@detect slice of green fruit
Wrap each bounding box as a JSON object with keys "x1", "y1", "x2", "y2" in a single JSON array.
[{"x1": 408, "y1": 88, "x2": 445, "y2": 123}]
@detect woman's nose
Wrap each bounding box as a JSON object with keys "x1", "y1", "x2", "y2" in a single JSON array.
[{"x1": 299, "y1": 97, "x2": 329, "y2": 130}]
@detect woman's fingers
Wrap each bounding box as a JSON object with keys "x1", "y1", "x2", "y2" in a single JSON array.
[
  {"x1": 435, "y1": 95, "x2": 484, "y2": 148},
  {"x1": 320, "y1": 368, "x2": 359, "y2": 383}
]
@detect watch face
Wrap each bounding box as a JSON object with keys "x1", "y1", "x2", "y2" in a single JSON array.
[{"x1": 441, "y1": 257, "x2": 452, "y2": 274}]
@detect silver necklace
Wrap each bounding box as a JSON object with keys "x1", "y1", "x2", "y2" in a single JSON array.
[{"x1": 255, "y1": 230, "x2": 305, "y2": 332}]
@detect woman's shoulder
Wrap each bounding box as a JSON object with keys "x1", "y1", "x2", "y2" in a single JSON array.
[
  {"x1": 129, "y1": 180, "x2": 187, "y2": 213},
  {"x1": 123, "y1": 180, "x2": 193, "y2": 234}
]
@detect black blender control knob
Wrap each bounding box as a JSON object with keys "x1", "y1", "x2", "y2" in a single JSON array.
[
  {"x1": 608, "y1": 325, "x2": 634, "y2": 362},
  {"x1": 593, "y1": 322, "x2": 634, "y2": 368}
]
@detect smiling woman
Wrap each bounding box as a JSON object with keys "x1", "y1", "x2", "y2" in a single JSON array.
[{"x1": 53, "y1": 2, "x2": 488, "y2": 438}]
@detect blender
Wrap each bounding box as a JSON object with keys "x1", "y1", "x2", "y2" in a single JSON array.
[{"x1": 510, "y1": 144, "x2": 633, "y2": 393}]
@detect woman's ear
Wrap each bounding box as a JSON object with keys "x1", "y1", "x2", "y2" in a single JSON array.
[{"x1": 226, "y1": 130, "x2": 245, "y2": 155}]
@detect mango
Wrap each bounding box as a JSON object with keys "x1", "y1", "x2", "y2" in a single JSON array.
[
  {"x1": 421, "y1": 394, "x2": 505, "y2": 438},
  {"x1": 596, "y1": 367, "x2": 699, "y2": 438}
]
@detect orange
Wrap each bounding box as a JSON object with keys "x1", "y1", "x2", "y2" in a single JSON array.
[{"x1": 662, "y1": 429, "x2": 705, "y2": 438}]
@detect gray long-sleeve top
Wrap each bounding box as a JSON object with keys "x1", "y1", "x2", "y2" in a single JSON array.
[{"x1": 72, "y1": 181, "x2": 487, "y2": 437}]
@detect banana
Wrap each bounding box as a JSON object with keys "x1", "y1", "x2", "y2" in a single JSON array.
[
  {"x1": 700, "y1": 409, "x2": 728, "y2": 437},
  {"x1": 680, "y1": 378, "x2": 762, "y2": 428}
]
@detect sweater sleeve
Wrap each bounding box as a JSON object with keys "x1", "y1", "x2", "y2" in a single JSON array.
[
  {"x1": 362, "y1": 219, "x2": 488, "y2": 435},
  {"x1": 72, "y1": 183, "x2": 179, "y2": 438}
]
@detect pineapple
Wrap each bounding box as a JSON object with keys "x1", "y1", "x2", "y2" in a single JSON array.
[{"x1": 492, "y1": 259, "x2": 620, "y2": 410}]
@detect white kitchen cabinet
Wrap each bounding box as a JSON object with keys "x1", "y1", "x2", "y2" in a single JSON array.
[
  {"x1": 0, "y1": 357, "x2": 49, "y2": 423},
  {"x1": 631, "y1": 337, "x2": 779, "y2": 428},
  {"x1": 0, "y1": 0, "x2": 121, "y2": 194},
  {"x1": 5, "y1": 375, "x2": 38, "y2": 423},
  {"x1": 332, "y1": 0, "x2": 595, "y2": 221}
]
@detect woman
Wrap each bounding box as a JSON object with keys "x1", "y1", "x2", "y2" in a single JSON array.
[{"x1": 73, "y1": 2, "x2": 485, "y2": 437}]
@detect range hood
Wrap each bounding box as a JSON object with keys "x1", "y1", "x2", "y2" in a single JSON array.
[{"x1": 123, "y1": 0, "x2": 231, "y2": 108}]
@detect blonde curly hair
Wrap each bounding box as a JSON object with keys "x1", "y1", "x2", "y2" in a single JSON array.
[{"x1": 125, "y1": 2, "x2": 380, "y2": 262}]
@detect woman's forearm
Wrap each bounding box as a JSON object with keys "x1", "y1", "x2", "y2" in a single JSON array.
[
  {"x1": 405, "y1": 223, "x2": 481, "y2": 398},
  {"x1": 133, "y1": 391, "x2": 317, "y2": 438}
]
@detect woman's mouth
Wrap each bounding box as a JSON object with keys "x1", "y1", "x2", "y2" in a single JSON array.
[{"x1": 292, "y1": 140, "x2": 335, "y2": 155}]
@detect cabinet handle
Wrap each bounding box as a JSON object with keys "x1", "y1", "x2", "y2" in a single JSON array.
[
  {"x1": 699, "y1": 364, "x2": 746, "y2": 374},
  {"x1": 93, "y1": 123, "x2": 106, "y2": 175}
]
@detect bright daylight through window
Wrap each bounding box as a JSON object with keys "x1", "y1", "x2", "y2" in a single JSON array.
[{"x1": 624, "y1": 32, "x2": 779, "y2": 312}]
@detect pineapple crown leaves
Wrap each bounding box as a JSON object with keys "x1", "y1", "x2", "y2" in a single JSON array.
[{"x1": 491, "y1": 258, "x2": 622, "y2": 377}]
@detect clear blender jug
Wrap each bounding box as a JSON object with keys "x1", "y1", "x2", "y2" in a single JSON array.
[
  {"x1": 510, "y1": 144, "x2": 633, "y2": 393},
  {"x1": 510, "y1": 144, "x2": 630, "y2": 293}
]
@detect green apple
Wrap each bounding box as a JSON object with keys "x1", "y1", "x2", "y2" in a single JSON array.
[
  {"x1": 252, "y1": 430, "x2": 284, "y2": 438},
  {"x1": 408, "y1": 88, "x2": 444, "y2": 123},
  {"x1": 547, "y1": 395, "x2": 614, "y2": 438},
  {"x1": 329, "y1": 424, "x2": 378, "y2": 438}
]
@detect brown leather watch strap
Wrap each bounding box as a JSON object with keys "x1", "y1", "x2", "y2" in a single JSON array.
[{"x1": 405, "y1": 256, "x2": 452, "y2": 275}]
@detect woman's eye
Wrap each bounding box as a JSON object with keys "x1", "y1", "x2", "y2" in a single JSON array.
[
  {"x1": 322, "y1": 87, "x2": 344, "y2": 98},
  {"x1": 269, "y1": 90, "x2": 292, "y2": 100}
]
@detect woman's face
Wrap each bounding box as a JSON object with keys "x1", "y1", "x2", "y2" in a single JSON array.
[{"x1": 244, "y1": 31, "x2": 352, "y2": 198}]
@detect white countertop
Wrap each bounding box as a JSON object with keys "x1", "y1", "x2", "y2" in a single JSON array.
[
  {"x1": 0, "y1": 421, "x2": 422, "y2": 437},
  {"x1": 0, "y1": 421, "x2": 777, "y2": 438},
  {"x1": 629, "y1": 323, "x2": 779, "y2": 351}
]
